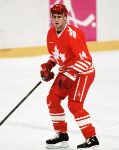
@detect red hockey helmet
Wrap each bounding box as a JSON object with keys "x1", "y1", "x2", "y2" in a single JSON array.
[{"x1": 50, "y1": 4, "x2": 68, "y2": 17}]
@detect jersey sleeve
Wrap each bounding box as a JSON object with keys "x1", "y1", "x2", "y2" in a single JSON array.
[
  {"x1": 47, "y1": 29, "x2": 57, "y2": 67},
  {"x1": 69, "y1": 29, "x2": 94, "y2": 75},
  {"x1": 47, "y1": 55, "x2": 57, "y2": 67}
]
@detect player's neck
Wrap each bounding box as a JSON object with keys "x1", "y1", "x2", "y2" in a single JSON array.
[{"x1": 56, "y1": 24, "x2": 66, "y2": 34}]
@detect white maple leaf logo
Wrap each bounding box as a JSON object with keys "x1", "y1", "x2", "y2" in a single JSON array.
[{"x1": 52, "y1": 46, "x2": 66, "y2": 63}]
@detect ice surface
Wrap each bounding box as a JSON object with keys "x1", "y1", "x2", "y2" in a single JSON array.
[{"x1": 0, "y1": 50, "x2": 119, "y2": 150}]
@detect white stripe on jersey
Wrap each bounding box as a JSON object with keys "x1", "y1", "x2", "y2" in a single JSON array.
[
  {"x1": 74, "y1": 63, "x2": 87, "y2": 70},
  {"x1": 73, "y1": 63, "x2": 94, "y2": 75},
  {"x1": 84, "y1": 60, "x2": 92, "y2": 65},
  {"x1": 76, "y1": 61, "x2": 90, "y2": 69},
  {"x1": 73, "y1": 66, "x2": 83, "y2": 73},
  {"x1": 79, "y1": 68, "x2": 94, "y2": 75},
  {"x1": 73, "y1": 59, "x2": 94, "y2": 75}
]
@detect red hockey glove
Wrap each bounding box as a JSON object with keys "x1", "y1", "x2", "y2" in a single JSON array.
[
  {"x1": 58, "y1": 69, "x2": 78, "y2": 89},
  {"x1": 40, "y1": 62, "x2": 55, "y2": 82}
]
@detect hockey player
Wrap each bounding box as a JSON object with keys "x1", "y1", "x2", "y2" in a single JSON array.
[{"x1": 40, "y1": 4, "x2": 99, "y2": 149}]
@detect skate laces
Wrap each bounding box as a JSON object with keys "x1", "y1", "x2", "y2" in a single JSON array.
[
  {"x1": 85, "y1": 136, "x2": 95, "y2": 145},
  {"x1": 83, "y1": 137, "x2": 91, "y2": 145},
  {"x1": 50, "y1": 132, "x2": 59, "y2": 140},
  {"x1": 86, "y1": 138, "x2": 90, "y2": 143}
]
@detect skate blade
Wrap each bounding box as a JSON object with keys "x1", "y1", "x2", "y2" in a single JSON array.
[
  {"x1": 77, "y1": 145, "x2": 99, "y2": 150},
  {"x1": 46, "y1": 141, "x2": 69, "y2": 149}
]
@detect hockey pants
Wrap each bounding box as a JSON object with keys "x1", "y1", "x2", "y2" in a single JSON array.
[{"x1": 47, "y1": 72, "x2": 96, "y2": 139}]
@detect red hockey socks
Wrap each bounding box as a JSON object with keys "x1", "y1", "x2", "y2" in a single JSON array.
[
  {"x1": 47, "y1": 93, "x2": 67, "y2": 132},
  {"x1": 68, "y1": 100, "x2": 96, "y2": 138}
]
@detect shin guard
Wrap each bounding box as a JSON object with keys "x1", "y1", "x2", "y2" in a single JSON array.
[
  {"x1": 68, "y1": 100, "x2": 96, "y2": 138},
  {"x1": 47, "y1": 93, "x2": 67, "y2": 132}
]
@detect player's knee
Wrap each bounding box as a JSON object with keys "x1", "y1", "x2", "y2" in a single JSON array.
[
  {"x1": 68, "y1": 100, "x2": 83, "y2": 114},
  {"x1": 47, "y1": 93, "x2": 62, "y2": 110}
]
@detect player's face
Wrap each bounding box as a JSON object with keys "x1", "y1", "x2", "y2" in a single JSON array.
[{"x1": 51, "y1": 13, "x2": 66, "y2": 30}]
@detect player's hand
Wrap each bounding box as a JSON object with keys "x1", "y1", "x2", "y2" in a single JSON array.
[
  {"x1": 40, "y1": 63, "x2": 54, "y2": 82},
  {"x1": 58, "y1": 69, "x2": 78, "y2": 89},
  {"x1": 58, "y1": 74, "x2": 74, "y2": 89}
]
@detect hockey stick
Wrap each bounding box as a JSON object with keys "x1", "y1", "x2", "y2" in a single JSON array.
[{"x1": 0, "y1": 80, "x2": 42, "y2": 126}]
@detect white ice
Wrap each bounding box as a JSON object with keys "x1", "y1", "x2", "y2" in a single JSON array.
[{"x1": 0, "y1": 50, "x2": 119, "y2": 150}]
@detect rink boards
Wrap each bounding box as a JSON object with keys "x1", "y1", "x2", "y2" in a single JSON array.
[{"x1": 0, "y1": 40, "x2": 119, "y2": 58}]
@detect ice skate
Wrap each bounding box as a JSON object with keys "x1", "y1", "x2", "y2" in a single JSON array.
[
  {"x1": 77, "y1": 136, "x2": 99, "y2": 150},
  {"x1": 46, "y1": 132, "x2": 69, "y2": 149}
]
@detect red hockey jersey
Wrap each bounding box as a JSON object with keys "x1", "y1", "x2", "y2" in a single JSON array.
[{"x1": 47, "y1": 24, "x2": 94, "y2": 75}]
